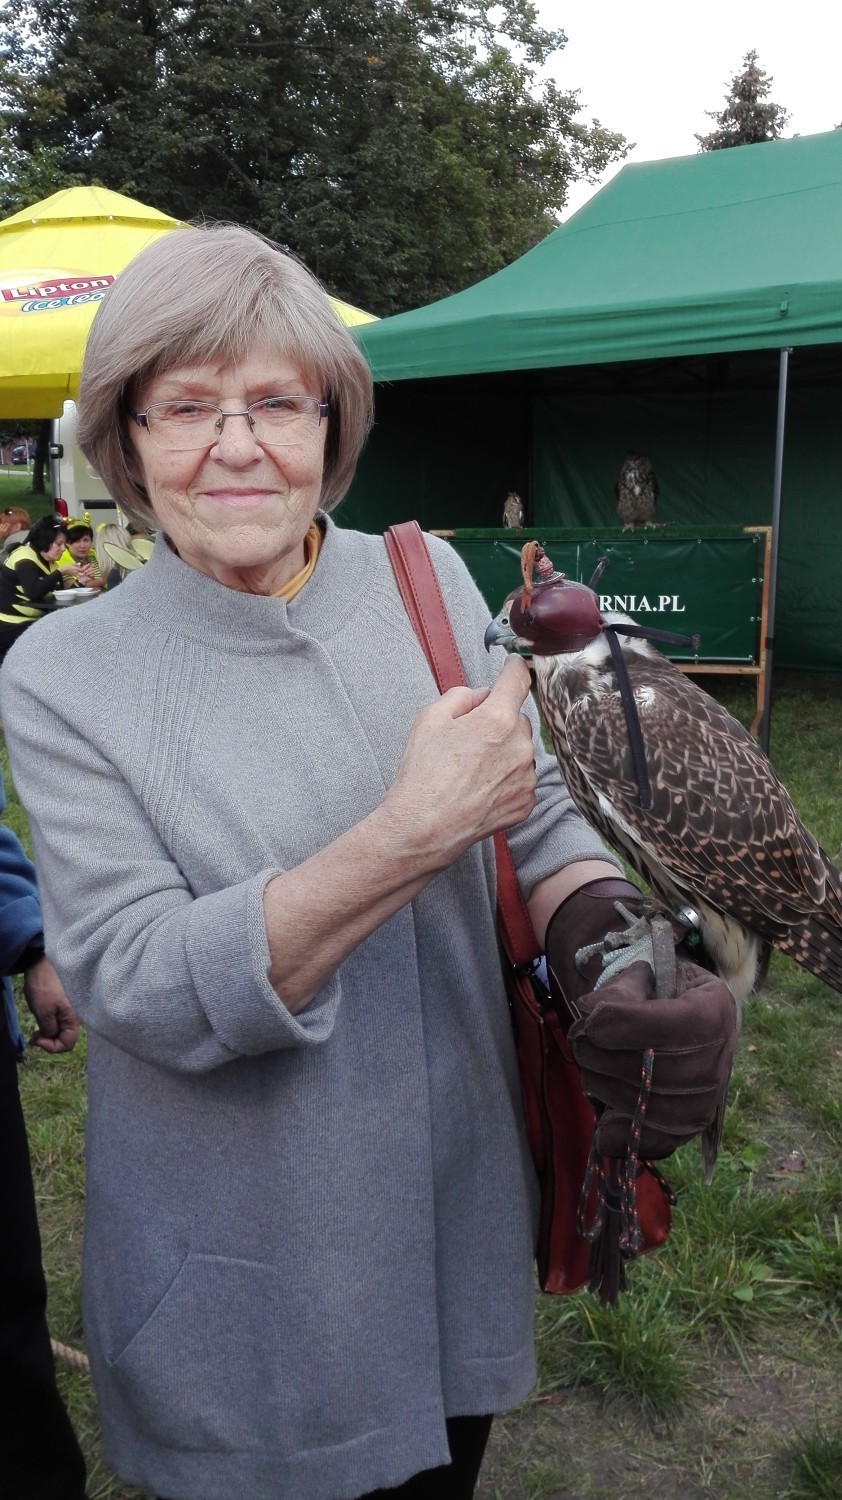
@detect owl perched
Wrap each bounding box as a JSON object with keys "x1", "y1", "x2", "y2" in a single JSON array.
[
  {"x1": 502, "y1": 491, "x2": 525, "y2": 530},
  {"x1": 615, "y1": 452, "x2": 658, "y2": 530}
]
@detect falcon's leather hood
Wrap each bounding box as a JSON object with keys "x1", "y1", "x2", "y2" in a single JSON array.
[{"x1": 484, "y1": 577, "x2": 604, "y2": 657}]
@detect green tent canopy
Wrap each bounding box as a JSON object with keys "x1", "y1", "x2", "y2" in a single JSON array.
[
  {"x1": 348, "y1": 132, "x2": 842, "y2": 679},
  {"x1": 356, "y1": 131, "x2": 842, "y2": 379}
]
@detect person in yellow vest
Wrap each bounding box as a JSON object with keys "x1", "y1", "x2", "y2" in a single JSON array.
[
  {"x1": 0, "y1": 518, "x2": 78, "y2": 664},
  {"x1": 57, "y1": 518, "x2": 102, "y2": 588}
]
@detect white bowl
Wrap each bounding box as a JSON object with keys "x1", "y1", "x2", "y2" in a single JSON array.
[{"x1": 53, "y1": 587, "x2": 97, "y2": 606}]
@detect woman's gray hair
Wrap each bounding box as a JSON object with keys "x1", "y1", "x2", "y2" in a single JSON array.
[{"x1": 77, "y1": 223, "x2": 374, "y2": 527}]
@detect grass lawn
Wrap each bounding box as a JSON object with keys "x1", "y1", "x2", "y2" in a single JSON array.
[
  {"x1": 0, "y1": 467, "x2": 55, "y2": 522},
  {"x1": 5, "y1": 671, "x2": 842, "y2": 1500}
]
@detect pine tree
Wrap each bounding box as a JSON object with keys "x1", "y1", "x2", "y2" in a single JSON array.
[{"x1": 696, "y1": 50, "x2": 789, "y2": 151}]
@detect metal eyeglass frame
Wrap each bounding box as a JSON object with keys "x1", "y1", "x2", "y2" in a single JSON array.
[{"x1": 131, "y1": 397, "x2": 330, "y2": 449}]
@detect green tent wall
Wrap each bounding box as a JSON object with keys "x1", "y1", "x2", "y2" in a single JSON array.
[{"x1": 345, "y1": 132, "x2": 842, "y2": 673}]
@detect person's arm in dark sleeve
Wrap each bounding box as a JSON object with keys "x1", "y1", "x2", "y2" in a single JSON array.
[
  {"x1": 12, "y1": 557, "x2": 65, "y2": 603},
  {"x1": 0, "y1": 774, "x2": 46, "y2": 1054},
  {"x1": 0, "y1": 802, "x2": 45, "y2": 973}
]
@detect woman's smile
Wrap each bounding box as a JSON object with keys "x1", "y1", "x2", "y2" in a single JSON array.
[{"x1": 199, "y1": 488, "x2": 280, "y2": 509}]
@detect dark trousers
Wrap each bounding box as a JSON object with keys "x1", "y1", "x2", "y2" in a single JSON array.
[
  {"x1": 157, "y1": 1412, "x2": 492, "y2": 1500},
  {"x1": 0, "y1": 622, "x2": 26, "y2": 666},
  {"x1": 361, "y1": 1414, "x2": 493, "y2": 1497},
  {"x1": 0, "y1": 1024, "x2": 88, "y2": 1499}
]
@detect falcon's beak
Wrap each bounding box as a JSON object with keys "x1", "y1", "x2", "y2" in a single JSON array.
[
  {"x1": 484, "y1": 608, "x2": 515, "y2": 651},
  {"x1": 484, "y1": 608, "x2": 531, "y2": 657}
]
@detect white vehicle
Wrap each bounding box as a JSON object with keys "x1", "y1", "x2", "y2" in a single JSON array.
[{"x1": 49, "y1": 400, "x2": 121, "y2": 525}]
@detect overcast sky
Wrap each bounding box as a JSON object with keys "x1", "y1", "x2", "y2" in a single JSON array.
[{"x1": 534, "y1": 1, "x2": 840, "y2": 217}]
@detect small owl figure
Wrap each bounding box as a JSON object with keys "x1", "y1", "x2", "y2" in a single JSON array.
[
  {"x1": 502, "y1": 491, "x2": 525, "y2": 530},
  {"x1": 615, "y1": 453, "x2": 658, "y2": 530}
]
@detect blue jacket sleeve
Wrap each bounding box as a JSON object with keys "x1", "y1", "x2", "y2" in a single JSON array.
[{"x1": 0, "y1": 772, "x2": 44, "y2": 973}]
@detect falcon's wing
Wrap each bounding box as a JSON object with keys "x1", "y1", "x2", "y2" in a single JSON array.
[{"x1": 560, "y1": 656, "x2": 831, "y2": 942}]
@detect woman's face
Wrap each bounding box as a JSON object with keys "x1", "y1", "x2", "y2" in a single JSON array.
[
  {"x1": 44, "y1": 534, "x2": 66, "y2": 562},
  {"x1": 128, "y1": 347, "x2": 328, "y2": 594},
  {"x1": 68, "y1": 534, "x2": 93, "y2": 560}
]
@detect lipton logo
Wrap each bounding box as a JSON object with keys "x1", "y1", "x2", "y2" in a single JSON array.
[{"x1": 1, "y1": 275, "x2": 115, "y2": 302}]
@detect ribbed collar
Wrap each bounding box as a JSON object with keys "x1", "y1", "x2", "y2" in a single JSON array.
[{"x1": 127, "y1": 514, "x2": 379, "y2": 654}]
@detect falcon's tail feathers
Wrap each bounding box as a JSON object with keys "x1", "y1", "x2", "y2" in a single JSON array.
[
  {"x1": 701, "y1": 1100, "x2": 726, "y2": 1186},
  {"x1": 775, "y1": 858, "x2": 842, "y2": 992},
  {"x1": 778, "y1": 912, "x2": 842, "y2": 995}
]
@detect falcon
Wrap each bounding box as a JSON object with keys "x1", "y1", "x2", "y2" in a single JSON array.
[
  {"x1": 615, "y1": 452, "x2": 658, "y2": 530},
  {"x1": 484, "y1": 544, "x2": 842, "y2": 1011},
  {"x1": 502, "y1": 490, "x2": 525, "y2": 530}
]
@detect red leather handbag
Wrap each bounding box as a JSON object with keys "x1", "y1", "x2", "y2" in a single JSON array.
[{"x1": 385, "y1": 521, "x2": 671, "y2": 1294}]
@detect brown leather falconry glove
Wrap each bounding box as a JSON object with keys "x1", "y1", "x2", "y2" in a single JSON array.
[
  {"x1": 544, "y1": 878, "x2": 738, "y2": 1164},
  {"x1": 544, "y1": 877, "x2": 738, "y2": 1304}
]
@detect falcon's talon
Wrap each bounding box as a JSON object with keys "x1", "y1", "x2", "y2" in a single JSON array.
[
  {"x1": 574, "y1": 938, "x2": 611, "y2": 972},
  {"x1": 602, "y1": 905, "x2": 651, "y2": 950},
  {"x1": 592, "y1": 938, "x2": 658, "y2": 989},
  {"x1": 574, "y1": 901, "x2": 685, "y2": 992}
]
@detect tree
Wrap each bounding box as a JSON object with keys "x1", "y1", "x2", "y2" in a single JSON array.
[
  {"x1": 696, "y1": 49, "x2": 789, "y2": 152},
  {"x1": 0, "y1": 1, "x2": 628, "y2": 315},
  {"x1": 30, "y1": 419, "x2": 50, "y2": 495}
]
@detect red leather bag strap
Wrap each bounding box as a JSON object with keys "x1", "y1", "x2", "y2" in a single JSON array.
[
  {"x1": 384, "y1": 521, "x2": 464, "y2": 693},
  {"x1": 384, "y1": 521, "x2": 539, "y2": 970}
]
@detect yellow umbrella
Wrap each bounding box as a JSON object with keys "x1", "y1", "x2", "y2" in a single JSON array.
[
  {"x1": 331, "y1": 297, "x2": 378, "y2": 328},
  {"x1": 0, "y1": 186, "x2": 183, "y2": 418},
  {"x1": 0, "y1": 185, "x2": 377, "y2": 419}
]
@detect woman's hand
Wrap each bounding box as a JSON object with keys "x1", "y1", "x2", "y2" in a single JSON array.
[
  {"x1": 383, "y1": 655, "x2": 537, "y2": 868},
  {"x1": 58, "y1": 563, "x2": 78, "y2": 580},
  {"x1": 264, "y1": 657, "x2": 538, "y2": 1011}
]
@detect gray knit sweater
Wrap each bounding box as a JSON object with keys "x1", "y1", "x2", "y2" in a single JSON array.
[{"x1": 0, "y1": 520, "x2": 613, "y2": 1500}]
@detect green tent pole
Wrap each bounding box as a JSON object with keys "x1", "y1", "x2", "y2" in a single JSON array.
[{"x1": 758, "y1": 347, "x2": 791, "y2": 753}]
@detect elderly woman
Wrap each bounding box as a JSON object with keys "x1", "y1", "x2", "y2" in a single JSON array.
[{"x1": 0, "y1": 224, "x2": 625, "y2": 1500}]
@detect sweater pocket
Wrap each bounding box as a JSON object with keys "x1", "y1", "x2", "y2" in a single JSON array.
[{"x1": 105, "y1": 1253, "x2": 293, "y2": 1452}]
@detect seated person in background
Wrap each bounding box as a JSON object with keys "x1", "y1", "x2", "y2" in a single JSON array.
[
  {"x1": 0, "y1": 507, "x2": 32, "y2": 559},
  {"x1": 94, "y1": 522, "x2": 135, "y2": 589},
  {"x1": 0, "y1": 518, "x2": 77, "y2": 664},
  {"x1": 58, "y1": 519, "x2": 100, "y2": 588}
]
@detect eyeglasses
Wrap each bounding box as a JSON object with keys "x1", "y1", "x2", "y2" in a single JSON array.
[{"x1": 131, "y1": 395, "x2": 329, "y2": 452}]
